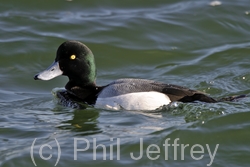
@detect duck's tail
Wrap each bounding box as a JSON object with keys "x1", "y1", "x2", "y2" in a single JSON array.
[
  {"x1": 217, "y1": 94, "x2": 247, "y2": 102},
  {"x1": 184, "y1": 93, "x2": 248, "y2": 103},
  {"x1": 179, "y1": 93, "x2": 247, "y2": 103}
]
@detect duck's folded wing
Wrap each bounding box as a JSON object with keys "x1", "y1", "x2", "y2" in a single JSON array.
[
  {"x1": 99, "y1": 78, "x2": 217, "y2": 103},
  {"x1": 160, "y1": 85, "x2": 217, "y2": 103}
]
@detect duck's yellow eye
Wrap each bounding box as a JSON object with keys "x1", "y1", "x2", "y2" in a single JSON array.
[{"x1": 70, "y1": 55, "x2": 76, "y2": 60}]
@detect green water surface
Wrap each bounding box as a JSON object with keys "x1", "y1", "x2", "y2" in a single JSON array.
[{"x1": 0, "y1": 0, "x2": 250, "y2": 167}]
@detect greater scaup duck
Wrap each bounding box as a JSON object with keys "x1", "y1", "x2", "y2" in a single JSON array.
[{"x1": 34, "y1": 41, "x2": 244, "y2": 110}]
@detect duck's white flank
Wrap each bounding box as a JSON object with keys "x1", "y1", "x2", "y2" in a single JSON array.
[{"x1": 95, "y1": 91, "x2": 171, "y2": 111}]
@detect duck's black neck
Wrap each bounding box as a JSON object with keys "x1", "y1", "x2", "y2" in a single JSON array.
[
  {"x1": 65, "y1": 80, "x2": 100, "y2": 105},
  {"x1": 65, "y1": 79, "x2": 97, "y2": 90}
]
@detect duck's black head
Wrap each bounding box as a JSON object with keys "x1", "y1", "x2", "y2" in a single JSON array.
[{"x1": 34, "y1": 41, "x2": 97, "y2": 87}]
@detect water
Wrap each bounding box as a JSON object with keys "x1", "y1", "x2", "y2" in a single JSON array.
[{"x1": 1, "y1": 0, "x2": 250, "y2": 166}]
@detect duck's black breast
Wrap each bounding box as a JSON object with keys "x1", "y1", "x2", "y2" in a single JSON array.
[
  {"x1": 55, "y1": 85, "x2": 104, "y2": 108},
  {"x1": 66, "y1": 84, "x2": 104, "y2": 105}
]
